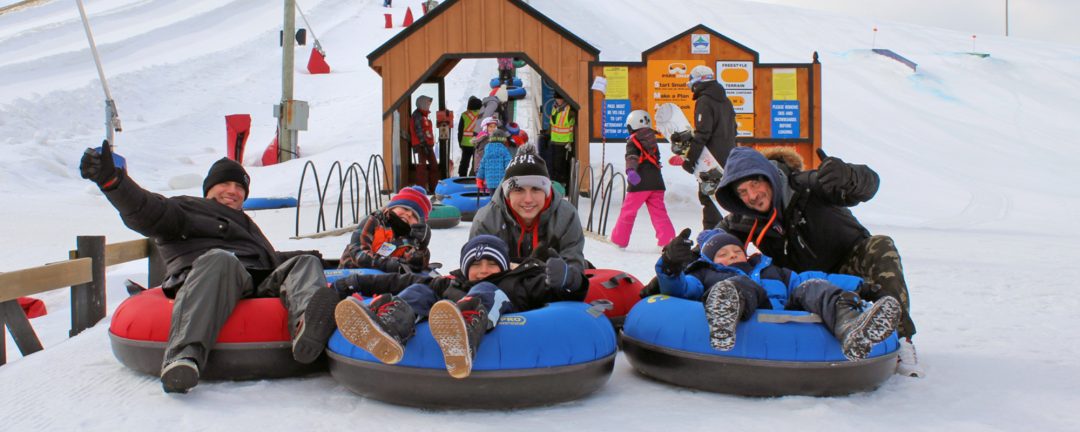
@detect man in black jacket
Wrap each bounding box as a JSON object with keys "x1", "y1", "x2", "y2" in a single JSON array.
[
  {"x1": 79, "y1": 142, "x2": 338, "y2": 393},
  {"x1": 332, "y1": 235, "x2": 587, "y2": 378},
  {"x1": 684, "y1": 65, "x2": 737, "y2": 229},
  {"x1": 714, "y1": 146, "x2": 923, "y2": 377}
]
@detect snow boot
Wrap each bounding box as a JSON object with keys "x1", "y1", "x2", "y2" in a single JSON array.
[
  {"x1": 335, "y1": 294, "x2": 416, "y2": 365},
  {"x1": 292, "y1": 285, "x2": 339, "y2": 364},
  {"x1": 832, "y1": 292, "x2": 902, "y2": 361},
  {"x1": 161, "y1": 358, "x2": 199, "y2": 394},
  {"x1": 429, "y1": 296, "x2": 487, "y2": 379},
  {"x1": 704, "y1": 280, "x2": 742, "y2": 351},
  {"x1": 897, "y1": 337, "x2": 925, "y2": 378}
]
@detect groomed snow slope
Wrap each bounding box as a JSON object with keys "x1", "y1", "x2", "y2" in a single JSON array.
[{"x1": 1, "y1": 0, "x2": 1079, "y2": 430}]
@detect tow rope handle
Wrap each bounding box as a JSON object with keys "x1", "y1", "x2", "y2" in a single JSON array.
[
  {"x1": 586, "y1": 300, "x2": 614, "y2": 318},
  {"x1": 601, "y1": 272, "x2": 633, "y2": 289}
]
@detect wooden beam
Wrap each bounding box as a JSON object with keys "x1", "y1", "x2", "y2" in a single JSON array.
[
  {"x1": 0, "y1": 258, "x2": 92, "y2": 303},
  {"x1": 104, "y1": 238, "x2": 151, "y2": 266},
  {"x1": 1, "y1": 299, "x2": 43, "y2": 359}
]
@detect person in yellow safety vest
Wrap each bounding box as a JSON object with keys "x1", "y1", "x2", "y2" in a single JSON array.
[
  {"x1": 457, "y1": 96, "x2": 482, "y2": 177},
  {"x1": 548, "y1": 93, "x2": 575, "y2": 187}
]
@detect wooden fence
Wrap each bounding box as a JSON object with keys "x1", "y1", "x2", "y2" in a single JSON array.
[{"x1": 0, "y1": 236, "x2": 164, "y2": 366}]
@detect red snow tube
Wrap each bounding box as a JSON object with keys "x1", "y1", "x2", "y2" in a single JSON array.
[
  {"x1": 18, "y1": 297, "x2": 47, "y2": 319},
  {"x1": 225, "y1": 114, "x2": 251, "y2": 163},
  {"x1": 109, "y1": 288, "x2": 324, "y2": 380},
  {"x1": 584, "y1": 270, "x2": 643, "y2": 328}
]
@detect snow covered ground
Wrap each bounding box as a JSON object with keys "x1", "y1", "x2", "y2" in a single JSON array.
[{"x1": 2, "y1": 0, "x2": 1079, "y2": 430}]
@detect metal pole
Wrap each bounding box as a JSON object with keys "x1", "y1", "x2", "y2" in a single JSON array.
[
  {"x1": 280, "y1": 0, "x2": 297, "y2": 163},
  {"x1": 75, "y1": 0, "x2": 121, "y2": 146},
  {"x1": 295, "y1": 2, "x2": 324, "y2": 55},
  {"x1": 1006, "y1": 0, "x2": 1009, "y2": 37}
]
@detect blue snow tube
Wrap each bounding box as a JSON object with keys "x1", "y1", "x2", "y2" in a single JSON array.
[
  {"x1": 434, "y1": 176, "x2": 478, "y2": 200},
  {"x1": 489, "y1": 77, "x2": 523, "y2": 88},
  {"x1": 506, "y1": 86, "x2": 527, "y2": 101},
  {"x1": 323, "y1": 268, "x2": 384, "y2": 284},
  {"x1": 327, "y1": 301, "x2": 617, "y2": 409},
  {"x1": 621, "y1": 295, "x2": 900, "y2": 397},
  {"x1": 441, "y1": 191, "x2": 491, "y2": 222},
  {"x1": 243, "y1": 197, "x2": 298, "y2": 210}
]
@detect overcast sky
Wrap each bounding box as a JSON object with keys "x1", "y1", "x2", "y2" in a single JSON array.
[{"x1": 745, "y1": 0, "x2": 1080, "y2": 48}]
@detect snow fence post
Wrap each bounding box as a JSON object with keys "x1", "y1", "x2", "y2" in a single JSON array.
[{"x1": 70, "y1": 236, "x2": 106, "y2": 337}]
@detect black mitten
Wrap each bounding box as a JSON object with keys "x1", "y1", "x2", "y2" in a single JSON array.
[
  {"x1": 817, "y1": 156, "x2": 853, "y2": 195},
  {"x1": 545, "y1": 248, "x2": 581, "y2": 291},
  {"x1": 660, "y1": 228, "x2": 697, "y2": 275},
  {"x1": 80, "y1": 139, "x2": 120, "y2": 188}
]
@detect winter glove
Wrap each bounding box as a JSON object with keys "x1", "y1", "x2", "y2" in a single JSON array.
[
  {"x1": 681, "y1": 160, "x2": 695, "y2": 174},
  {"x1": 817, "y1": 156, "x2": 854, "y2": 196},
  {"x1": 529, "y1": 241, "x2": 553, "y2": 261},
  {"x1": 408, "y1": 222, "x2": 430, "y2": 245},
  {"x1": 544, "y1": 248, "x2": 582, "y2": 291},
  {"x1": 386, "y1": 210, "x2": 412, "y2": 238},
  {"x1": 429, "y1": 276, "x2": 467, "y2": 302},
  {"x1": 477, "y1": 178, "x2": 486, "y2": 190},
  {"x1": 660, "y1": 229, "x2": 697, "y2": 275},
  {"x1": 80, "y1": 139, "x2": 120, "y2": 189},
  {"x1": 626, "y1": 169, "x2": 641, "y2": 186},
  {"x1": 640, "y1": 276, "x2": 661, "y2": 299}
]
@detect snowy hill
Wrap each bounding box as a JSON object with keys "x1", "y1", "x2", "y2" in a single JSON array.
[{"x1": 1, "y1": 0, "x2": 1079, "y2": 430}]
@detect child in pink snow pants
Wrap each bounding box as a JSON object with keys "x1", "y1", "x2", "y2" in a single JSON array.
[{"x1": 611, "y1": 110, "x2": 676, "y2": 248}]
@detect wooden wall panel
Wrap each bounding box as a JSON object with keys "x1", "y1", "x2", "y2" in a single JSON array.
[{"x1": 754, "y1": 68, "x2": 772, "y2": 136}]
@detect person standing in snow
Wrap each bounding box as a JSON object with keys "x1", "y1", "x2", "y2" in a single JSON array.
[
  {"x1": 714, "y1": 146, "x2": 924, "y2": 377},
  {"x1": 678, "y1": 65, "x2": 737, "y2": 230},
  {"x1": 411, "y1": 95, "x2": 439, "y2": 191},
  {"x1": 79, "y1": 142, "x2": 338, "y2": 394},
  {"x1": 655, "y1": 229, "x2": 901, "y2": 361},
  {"x1": 338, "y1": 186, "x2": 432, "y2": 274},
  {"x1": 548, "y1": 92, "x2": 576, "y2": 188},
  {"x1": 610, "y1": 110, "x2": 676, "y2": 249},
  {"x1": 457, "y1": 96, "x2": 482, "y2": 176},
  {"x1": 332, "y1": 235, "x2": 588, "y2": 379},
  {"x1": 475, "y1": 120, "x2": 513, "y2": 194},
  {"x1": 470, "y1": 143, "x2": 586, "y2": 272}
]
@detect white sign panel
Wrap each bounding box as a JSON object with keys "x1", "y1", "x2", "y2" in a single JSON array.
[
  {"x1": 716, "y1": 61, "x2": 754, "y2": 91},
  {"x1": 727, "y1": 90, "x2": 754, "y2": 114},
  {"x1": 691, "y1": 34, "x2": 710, "y2": 54}
]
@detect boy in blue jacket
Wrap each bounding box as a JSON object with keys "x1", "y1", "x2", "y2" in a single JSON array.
[{"x1": 656, "y1": 229, "x2": 901, "y2": 361}]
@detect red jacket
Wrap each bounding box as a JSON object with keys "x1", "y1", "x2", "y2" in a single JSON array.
[{"x1": 411, "y1": 109, "x2": 434, "y2": 147}]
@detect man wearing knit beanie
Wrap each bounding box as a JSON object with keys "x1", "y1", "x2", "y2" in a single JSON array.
[
  {"x1": 470, "y1": 143, "x2": 587, "y2": 272},
  {"x1": 201, "y1": 157, "x2": 251, "y2": 210},
  {"x1": 79, "y1": 141, "x2": 336, "y2": 394}
]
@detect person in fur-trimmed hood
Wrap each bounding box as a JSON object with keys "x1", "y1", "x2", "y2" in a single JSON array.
[
  {"x1": 470, "y1": 143, "x2": 586, "y2": 271},
  {"x1": 715, "y1": 146, "x2": 924, "y2": 378}
]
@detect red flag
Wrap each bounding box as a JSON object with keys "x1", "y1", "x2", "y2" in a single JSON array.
[
  {"x1": 225, "y1": 114, "x2": 251, "y2": 163},
  {"x1": 307, "y1": 48, "x2": 329, "y2": 74}
]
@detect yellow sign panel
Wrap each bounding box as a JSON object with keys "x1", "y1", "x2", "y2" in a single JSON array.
[
  {"x1": 647, "y1": 60, "x2": 704, "y2": 137},
  {"x1": 773, "y1": 68, "x2": 798, "y2": 101},
  {"x1": 736, "y1": 114, "x2": 754, "y2": 137},
  {"x1": 603, "y1": 66, "x2": 629, "y2": 100}
]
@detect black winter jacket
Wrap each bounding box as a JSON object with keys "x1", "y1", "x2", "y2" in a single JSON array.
[
  {"x1": 103, "y1": 171, "x2": 298, "y2": 297},
  {"x1": 331, "y1": 258, "x2": 588, "y2": 312},
  {"x1": 686, "y1": 80, "x2": 738, "y2": 171},
  {"x1": 715, "y1": 147, "x2": 879, "y2": 273},
  {"x1": 625, "y1": 128, "x2": 665, "y2": 192}
]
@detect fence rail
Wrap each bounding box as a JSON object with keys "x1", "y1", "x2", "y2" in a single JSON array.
[{"x1": 1, "y1": 237, "x2": 163, "y2": 366}]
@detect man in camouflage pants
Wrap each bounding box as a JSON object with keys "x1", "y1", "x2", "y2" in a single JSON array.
[{"x1": 714, "y1": 147, "x2": 923, "y2": 377}]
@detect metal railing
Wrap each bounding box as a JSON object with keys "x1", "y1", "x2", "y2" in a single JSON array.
[
  {"x1": 569, "y1": 158, "x2": 627, "y2": 237},
  {"x1": 295, "y1": 154, "x2": 390, "y2": 237}
]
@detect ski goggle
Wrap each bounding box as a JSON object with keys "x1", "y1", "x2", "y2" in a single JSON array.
[
  {"x1": 668, "y1": 63, "x2": 687, "y2": 74},
  {"x1": 687, "y1": 74, "x2": 713, "y2": 88}
]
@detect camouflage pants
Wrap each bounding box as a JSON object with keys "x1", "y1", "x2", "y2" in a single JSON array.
[{"x1": 837, "y1": 235, "x2": 916, "y2": 338}]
